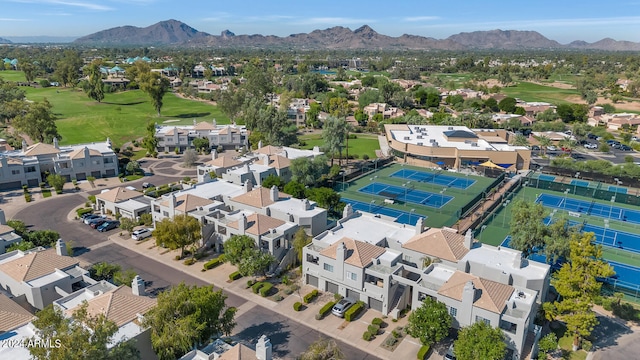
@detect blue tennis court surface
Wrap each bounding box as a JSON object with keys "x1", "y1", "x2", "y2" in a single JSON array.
[
  {"x1": 605, "y1": 261, "x2": 640, "y2": 291},
  {"x1": 570, "y1": 179, "x2": 590, "y2": 187},
  {"x1": 538, "y1": 174, "x2": 556, "y2": 181},
  {"x1": 608, "y1": 186, "x2": 628, "y2": 194},
  {"x1": 342, "y1": 198, "x2": 423, "y2": 225},
  {"x1": 582, "y1": 223, "x2": 640, "y2": 253},
  {"x1": 390, "y1": 169, "x2": 476, "y2": 189},
  {"x1": 359, "y1": 182, "x2": 453, "y2": 208},
  {"x1": 536, "y1": 193, "x2": 640, "y2": 225}
]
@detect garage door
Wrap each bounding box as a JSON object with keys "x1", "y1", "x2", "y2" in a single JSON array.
[
  {"x1": 27, "y1": 179, "x2": 39, "y2": 187},
  {"x1": 76, "y1": 173, "x2": 86, "y2": 181},
  {"x1": 369, "y1": 298, "x2": 383, "y2": 312},
  {"x1": 326, "y1": 281, "x2": 339, "y2": 294},
  {"x1": 346, "y1": 289, "x2": 360, "y2": 301},
  {"x1": 105, "y1": 169, "x2": 116, "y2": 177},
  {"x1": 306, "y1": 274, "x2": 318, "y2": 287},
  {"x1": 91, "y1": 171, "x2": 101, "y2": 178},
  {"x1": 0, "y1": 181, "x2": 22, "y2": 190}
]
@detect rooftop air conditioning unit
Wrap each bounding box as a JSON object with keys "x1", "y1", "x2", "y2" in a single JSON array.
[
  {"x1": 417, "y1": 135, "x2": 423, "y2": 139},
  {"x1": 404, "y1": 136, "x2": 411, "y2": 140},
  {"x1": 448, "y1": 126, "x2": 454, "y2": 130},
  {"x1": 429, "y1": 139, "x2": 436, "y2": 143},
  {"x1": 417, "y1": 142, "x2": 423, "y2": 146},
  {"x1": 471, "y1": 143, "x2": 479, "y2": 147}
]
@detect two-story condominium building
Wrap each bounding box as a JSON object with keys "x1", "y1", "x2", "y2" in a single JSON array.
[
  {"x1": 155, "y1": 120, "x2": 248, "y2": 153},
  {"x1": 385, "y1": 124, "x2": 531, "y2": 171},
  {"x1": 0, "y1": 240, "x2": 91, "y2": 310},
  {"x1": 95, "y1": 186, "x2": 153, "y2": 220},
  {"x1": 0, "y1": 138, "x2": 118, "y2": 190},
  {"x1": 302, "y1": 206, "x2": 549, "y2": 360}
]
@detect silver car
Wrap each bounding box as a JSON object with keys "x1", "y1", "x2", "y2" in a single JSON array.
[
  {"x1": 131, "y1": 228, "x2": 152, "y2": 240},
  {"x1": 332, "y1": 298, "x2": 354, "y2": 318}
]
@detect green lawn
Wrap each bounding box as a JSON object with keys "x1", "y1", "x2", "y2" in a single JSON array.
[
  {"x1": 0, "y1": 70, "x2": 35, "y2": 82},
  {"x1": 299, "y1": 133, "x2": 381, "y2": 160},
  {"x1": 501, "y1": 81, "x2": 580, "y2": 104},
  {"x1": 19, "y1": 87, "x2": 229, "y2": 148}
]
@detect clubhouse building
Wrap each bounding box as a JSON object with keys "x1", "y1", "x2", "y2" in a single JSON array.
[{"x1": 385, "y1": 124, "x2": 531, "y2": 171}]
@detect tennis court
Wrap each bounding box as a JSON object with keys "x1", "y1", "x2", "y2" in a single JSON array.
[
  {"x1": 608, "y1": 186, "x2": 628, "y2": 194},
  {"x1": 342, "y1": 198, "x2": 423, "y2": 225},
  {"x1": 390, "y1": 169, "x2": 476, "y2": 189},
  {"x1": 582, "y1": 223, "x2": 640, "y2": 253},
  {"x1": 359, "y1": 182, "x2": 453, "y2": 208},
  {"x1": 538, "y1": 174, "x2": 556, "y2": 181},
  {"x1": 536, "y1": 193, "x2": 640, "y2": 225},
  {"x1": 570, "y1": 179, "x2": 590, "y2": 187},
  {"x1": 604, "y1": 261, "x2": 640, "y2": 292}
]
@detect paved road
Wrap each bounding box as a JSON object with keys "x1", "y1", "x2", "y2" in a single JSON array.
[{"x1": 14, "y1": 195, "x2": 376, "y2": 360}]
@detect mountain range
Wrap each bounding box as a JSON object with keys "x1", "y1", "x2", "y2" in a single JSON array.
[
  {"x1": 15, "y1": 19, "x2": 640, "y2": 51},
  {"x1": 0, "y1": 37, "x2": 12, "y2": 44}
]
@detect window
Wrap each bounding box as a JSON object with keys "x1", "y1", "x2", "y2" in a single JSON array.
[
  {"x1": 104, "y1": 158, "x2": 114, "y2": 164},
  {"x1": 92, "y1": 160, "x2": 101, "y2": 165},
  {"x1": 25, "y1": 166, "x2": 36, "y2": 173},
  {"x1": 403, "y1": 255, "x2": 411, "y2": 262},
  {"x1": 449, "y1": 307, "x2": 457, "y2": 317},
  {"x1": 275, "y1": 239, "x2": 281, "y2": 249},
  {"x1": 346, "y1": 271, "x2": 357, "y2": 281},
  {"x1": 11, "y1": 169, "x2": 20, "y2": 175},
  {"x1": 162, "y1": 211, "x2": 169, "y2": 217},
  {"x1": 475, "y1": 316, "x2": 490, "y2": 325},
  {"x1": 153, "y1": 205, "x2": 160, "y2": 213},
  {"x1": 500, "y1": 320, "x2": 517, "y2": 334},
  {"x1": 306, "y1": 254, "x2": 319, "y2": 265},
  {"x1": 323, "y1": 263, "x2": 334, "y2": 272}
]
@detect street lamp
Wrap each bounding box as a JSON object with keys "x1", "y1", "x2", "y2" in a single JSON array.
[
  {"x1": 409, "y1": 208, "x2": 416, "y2": 224},
  {"x1": 369, "y1": 200, "x2": 376, "y2": 213},
  {"x1": 403, "y1": 181, "x2": 411, "y2": 204},
  {"x1": 480, "y1": 225, "x2": 487, "y2": 242},
  {"x1": 604, "y1": 219, "x2": 609, "y2": 246},
  {"x1": 563, "y1": 189, "x2": 570, "y2": 210},
  {"x1": 609, "y1": 196, "x2": 616, "y2": 220},
  {"x1": 439, "y1": 188, "x2": 447, "y2": 212}
]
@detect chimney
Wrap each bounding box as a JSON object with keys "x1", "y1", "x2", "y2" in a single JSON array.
[
  {"x1": 211, "y1": 149, "x2": 217, "y2": 160},
  {"x1": 462, "y1": 280, "x2": 476, "y2": 308},
  {"x1": 312, "y1": 146, "x2": 320, "y2": 153},
  {"x1": 262, "y1": 154, "x2": 270, "y2": 166},
  {"x1": 342, "y1": 203, "x2": 353, "y2": 218},
  {"x1": 21, "y1": 139, "x2": 27, "y2": 150},
  {"x1": 106, "y1": 137, "x2": 112, "y2": 148},
  {"x1": 513, "y1": 254, "x2": 523, "y2": 269},
  {"x1": 55, "y1": 238, "x2": 67, "y2": 256},
  {"x1": 0, "y1": 209, "x2": 5, "y2": 225},
  {"x1": 255, "y1": 335, "x2": 272, "y2": 360},
  {"x1": 244, "y1": 179, "x2": 253, "y2": 193},
  {"x1": 336, "y1": 241, "x2": 347, "y2": 261},
  {"x1": 132, "y1": 275, "x2": 145, "y2": 296},
  {"x1": 169, "y1": 193, "x2": 177, "y2": 218},
  {"x1": 258, "y1": 140, "x2": 263, "y2": 149},
  {"x1": 53, "y1": 137, "x2": 59, "y2": 149},
  {"x1": 212, "y1": 118, "x2": 217, "y2": 127},
  {"x1": 302, "y1": 199, "x2": 311, "y2": 210},
  {"x1": 83, "y1": 146, "x2": 90, "y2": 159},
  {"x1": 265, "y1": 207, "x2": 271, "y2": 216},
  {"x1": 240, "y1": 214, "x2": 247, "y2": 234},
  {"x1": 415, "y1": 217, "x2": 424, "y2": 235},
  {"x1": 270, "y1": 185, "x2": 278, "y2": 202},
  {"x1": 464, "y1": 229, "x2": 473, "y2": 249},
  {"x1": 281, "y1": 149, "x2": 288, "y2": 158}
]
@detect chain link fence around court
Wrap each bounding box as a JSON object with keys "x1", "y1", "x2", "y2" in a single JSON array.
[
  {"x1": 526, "y1": 175, "x2": 640, "y2": 207},
  {"x1": 542, "y1": 165, "x2": 640, "y2": 190}
]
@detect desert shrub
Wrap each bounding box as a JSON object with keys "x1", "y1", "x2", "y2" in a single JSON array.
[
  {"x1": 362, "y1": 331, "x2": 373, "y2": 341},
  {"x1": 284, "y1": 288, "x2": 294, "y2": 295},
  {"x1": 582, "y1": 340, "x2": 592, "y2": 352},
  {"x1": 252, "y1": 282, "x2": 265, "y2": 294},
  {"x1": 274, "y1": 294, "x2": 283, "y2": 301},
  {"x1": 203, "y1": 256, "x2": 224, "y2": 270},
  {"x1": 334, "y1": 293, "x2": 343, "y2": 301},
  {"x1": 293, "y1": 301, "x2": 303, "y2": 311},
  {"x1": 384, "y1": 337, "x2": 398, "y2": 347},
  {"x1": 183, "y1": 258, "x2": 196, "y2": 266},
  {"x1": 367, "y1": 324, "x2": 380, "y2": 334},
  {"x1": 246, "y1": 279, "x2": 256, "y2": 288},
  {"x1": 372, "y1": 317, "x2": 383, "y2": 326}
]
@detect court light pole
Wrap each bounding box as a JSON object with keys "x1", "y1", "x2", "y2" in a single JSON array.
[
  {"x1": 480, "y1": 225, "x2": 487, "y2": 242},
  {"x1": 609, "y1": 196, "x2": 616, "y2": 220},
  {"x1": 439, "y1": 188, "x2": 447, "y2": 213},
  {"x1": 502, "y1": 199, "x2": 511, "y2": 227},
  {"x1": 370, "y1": 200, "x2": 376, "y2": 213},
  {"x1": 563, "y1": 189, "x2": 570, "y2": 211},
  {"x1": 409, "y1": 208, "x2": 415, "y2": 224},
  {"x1": 604, "y1": 219, "x2": 609, "y2": 246},
  {"x1": 574, "y1": 172, "x2": 580, "y2": 194}
]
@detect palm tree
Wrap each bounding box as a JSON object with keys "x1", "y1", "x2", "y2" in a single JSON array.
[
  {"x1": 536, "y1": 135, "x2": 552, "y2": 156},
  {"x1": 558, "y1": 136, "x2": 577, "y2": 153},
  {"x1": 512, "y1": 134, "x2": 530, "y2": 147}
]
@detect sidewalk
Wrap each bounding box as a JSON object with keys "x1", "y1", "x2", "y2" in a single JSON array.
[{"x1": 108, "y1": 233, "x2": 424, "y2": 360}]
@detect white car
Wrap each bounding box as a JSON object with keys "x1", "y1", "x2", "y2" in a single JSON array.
[
  {"x1": 131, "y1": 228, "x2": 152, "y2": 240},
  {"x1": 546, "y1": 145, "x2": 557, "y2": 151},
  {"x1": 584, "y1": 143, "x2": 598, "y2": 149}
]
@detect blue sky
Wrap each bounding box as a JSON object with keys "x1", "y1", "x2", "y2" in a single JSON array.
[{"x1": 2, "y1": 0, "x2": 640, "y2": 43}]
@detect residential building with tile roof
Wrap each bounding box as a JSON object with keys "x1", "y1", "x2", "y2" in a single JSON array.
[
  {"x1": 0, "y1": 211, "x2": 23, "y2": 254},
  {"x1": 0, "y1": 138, "x2": 118, "y2": 190},
  {"x1": 154, "y1": 120, "x2": 248, "y2": 153},
  {"x1": 302, "y1": 206, "x2": 549, "y2": 360},
  {"x1": 0, "y1": 293, "x2": 34, "y2": 333},
  {"x1": 94, "y1": 186, "x2": 153, "y2": 220},
  {"x1": 0, "y1": 244, "x2": 91, "y2": 310},
  {"x1": 180, "y1": 335, "x2": 272, "y2": 360}
]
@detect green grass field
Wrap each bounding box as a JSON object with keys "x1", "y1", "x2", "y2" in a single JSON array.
[
  {"x1": 2, "y1": 71, "x2": 229, "y2": 148},
  {"x1": 0, "y1": 70, "x2": 34, "y2": 82},
  {"x1": 299, "y1": 133, "x2": 380, "y2": 160},
  {"x1": 501, "y1": 81, "x2": 580, "y2": 104},
  {"x1": 339, "y1": 163, "x2": 495, "y2": 228}
]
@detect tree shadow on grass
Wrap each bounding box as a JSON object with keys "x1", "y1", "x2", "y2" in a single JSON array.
[
  {"x1": 170, "y1": 112, "x2": 211, "y2": 118},
  {"x1": 101, "y1": 101, "x2": 146, "y2": 106},
  {"x1": 233, "y1": 321, "x2": 291, "y2": 359}
]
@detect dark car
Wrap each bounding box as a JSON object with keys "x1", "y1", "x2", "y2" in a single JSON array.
[
  {"x1": 142, "y1": 182, "x2": 154, "y2": 189},
  {"x1": 530, "y1": 145, "x2": 540, "y2": 151},
  {"x1": 620, "y1": 145, "x2": 633, "y2": 151},
  {"x1": 587, "y1": 133, "x2": 598, "y2": 140},
  {"x1": 89, "y1": 219, "x2": 107, "y2": 229},
  {"x1": 97, "y1": 220, "x2": 120, "y2": 232}
]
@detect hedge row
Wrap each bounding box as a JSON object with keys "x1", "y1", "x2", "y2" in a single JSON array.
[
  {"x1": 76, "y1": 208, "x2": 93, "y2": 217},
  {"x1": 318, "y1": 301, "x2": 336, "y2": 318},
  {"x1": 203, "y1": 255, "x2": 226, "y2": 270},
  {"x1": 260, "y1": 283, "x2": 273, "y2": 297},
  {"x1": 229, "y1": 271, "x2": 243, "y2": 281},
  {"x1": 293, "y1": 301, "x2": 303, "y2": 311},
  {"x1": 252, "y1": 282, "x2": 265, "y2": 294},
  {"x1": 303, "y1": 289, "x2": 319, "y2": 304},
  {"x1": 417, "y1": 345, "x2": 430, "y2": 360},
  {"x1": 344, "y1": 301, "x2": 365, "y2": 322}
]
